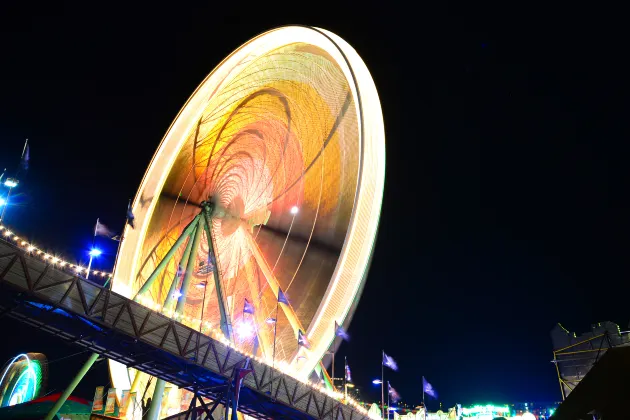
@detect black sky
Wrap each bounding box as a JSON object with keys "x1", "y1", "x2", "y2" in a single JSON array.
[{"x1": 1, "y1": 1, "x2": 629, "y2": 410}]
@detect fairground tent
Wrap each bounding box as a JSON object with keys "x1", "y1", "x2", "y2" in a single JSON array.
[{"x1": 0, "y1": 393, "x2": 91, "y2": 419}]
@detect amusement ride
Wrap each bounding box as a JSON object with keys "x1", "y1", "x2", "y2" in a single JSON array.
[{"x1": 0, "y1": 25, "x2": 385, "y2": 419}]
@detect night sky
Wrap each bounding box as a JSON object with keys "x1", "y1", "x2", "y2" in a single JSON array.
[{"x1": 1, "y1": 2, "x2": 629, "y2": 411}]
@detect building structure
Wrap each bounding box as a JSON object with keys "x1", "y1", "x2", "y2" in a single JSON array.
[{"x1": 551, "y1": 321, "x2": 630, "y2": 399}]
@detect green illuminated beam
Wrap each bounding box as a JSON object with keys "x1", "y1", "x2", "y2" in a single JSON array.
[
  {"x1": 175, "y1": 216, "x2": 203, "y2": 314},
  {"x1": 43, "y1": 353, "x2": 99, "y2": 420},
  {"x1": 134, "y1": 215, "x2": 200, "y2": 299},
  {"x1": 202, "y1": 206, "x2": 233, "y2": 341},
  {"x1": 164, "y1": 224, "x2": 196, "y2": 311}
]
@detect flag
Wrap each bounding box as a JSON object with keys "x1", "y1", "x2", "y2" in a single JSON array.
[
  {"x1": 235, "y1": 368, "x2": 253, "y2": 390},
  {"x1": 94, "y1": 218, "x2": 114, "y2": 238},
  {"x1": 388, "y1": 383, "x2": 401, "y2": 402},
  {"x1": 104, "y1": 388, "x2": 117, "y2": 415},
  {"x1": 422, "y1": 376, "x2": 438, "y2": 399},
  {"x1": 335, "y1": 321, "x2": 350, "y2": 341},
  {"x1": 21, "y1": 143, "x2": 29, "y2": 171},
  {"x1": 278, "y1": 288, "x2": 289, "y2": 305},
  {"x1": 345, "y1": 358, "x2": 352, "y2": 382},
  {"x1": 298, "y1": 329, "x2": 310, "y2": 348},
  {"x1": 92, "y1": 386, "x2": 104, "y2": 412},
  {"x1": 126, "y1": 201, "x2": 135, "y2": 229},
  {"x1": 243, "y1": 299, "x2": 254, "y2": 315},
  {"x1": 119, "y1": 390, "x2": 132, "y2": 417},
  {"x1": 383, "y1": 352, "x2": 398, "y2": 371}
]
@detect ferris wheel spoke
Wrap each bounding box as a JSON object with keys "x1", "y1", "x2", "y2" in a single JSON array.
[{"x1": 243, "y1": 228, "x2": 306, "y2": 338}]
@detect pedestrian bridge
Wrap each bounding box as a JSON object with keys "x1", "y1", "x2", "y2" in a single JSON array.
[{"x1": 0, "y1": 234, "x2": 373, "y2": 420}]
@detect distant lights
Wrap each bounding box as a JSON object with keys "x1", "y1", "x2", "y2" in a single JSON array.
[{"x1": 3, "y1": 178, "x2": 18, "y2": 188}]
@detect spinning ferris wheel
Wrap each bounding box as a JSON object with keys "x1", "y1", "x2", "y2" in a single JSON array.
[{"x1": 109, "y1": 26, "x2": 385, "y2": 416}]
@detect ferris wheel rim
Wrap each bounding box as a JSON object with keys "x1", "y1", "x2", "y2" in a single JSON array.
[{"x1": 110, "y1": 25, "x2": 384, "y2": 393}]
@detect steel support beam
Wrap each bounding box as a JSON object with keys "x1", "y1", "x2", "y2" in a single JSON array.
[
  {"x1": 136, "y1": 215, "x2": 200, "y2": 298},
  {"x1": 44, "y1": 353, "x2": 99, "y2": 420},
  {"x1": 202, "y1": 204, "x2": 233, "y2": 341}
]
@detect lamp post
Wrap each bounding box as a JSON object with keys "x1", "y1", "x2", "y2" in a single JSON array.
[
  {"x1": 372, "y1": 379, "x2": 383, "y2": 417},
  {"x1": 86, "y1": 248, "x2": 102, "y2": 280},
  {"x1": 196, "y1": 280, "x2": 208, "y2": 333}
]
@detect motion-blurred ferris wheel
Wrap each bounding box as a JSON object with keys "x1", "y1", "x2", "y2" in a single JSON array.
[{"x1": 110, "y1": 25, "x2": 385, "y2": 415}]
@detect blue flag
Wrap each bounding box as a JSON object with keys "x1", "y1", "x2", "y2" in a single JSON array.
[
  {"x1": 278, "y1": 288, "x2": 289, "y2": 305},
  {"x1": 21, "y1": 143, "x2": 29, "y2": 171},
  {"x1": 383, "y1": 352, "x2": 398, "y2": 371},
  {"x1": 423, "y1": 376, "x2": 438, "y2": 399},
  {"x1": 298, "y1": 329, "x2": 310, "y2": 348},
  {"x1": 126, "y1": 201, "x2": 135, "y2": 229},
  {"x1": 335, "y1": 321, "x2": 350, "y2": 341},
  {"x1": 243, "y1": 299, "x2": 254, "y2": 315},
  {"x1": 345, "y1": 358, "x2": 352, "y2": 382},
  {"x1": 388, "y1": 383, "x2": 401, "y2": 402}
]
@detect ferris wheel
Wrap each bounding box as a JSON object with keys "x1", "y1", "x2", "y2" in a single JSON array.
[{"x1": 109, "y1": 26, "x2": 385, "y2": 416}]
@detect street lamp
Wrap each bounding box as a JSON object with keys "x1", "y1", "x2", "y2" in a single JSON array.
[
  {"x1": 86, "y1": 248, "x2": 102, "y2": 280},
  {"x1": 235, "y1": 320, "x2": 255, "y2": 340},
  {"x1": 0, "y1": 178, "x2": 19, "y2": 223},
  {"x1": 372, "y1": 379, "x2": 383, "y2": 385},
  {"x1": 3, "y1": 178, "x2": 18, "y2": 188}
]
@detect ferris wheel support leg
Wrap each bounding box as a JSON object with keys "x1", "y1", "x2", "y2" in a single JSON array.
[
  {"x1": 146, "y1": 377, "x2": 167, "y2": 420},
  {"x1": 134, "y1": 214, "x2": 200, "y2": 299},
  {"x1": 43, "y1": 353, "x2": 99, "y2": 420},
  {"x1": 202, "y1": 209, "x2": 233, "y2": 341},
  {"x1": 164, "y1": 224, "x2": 196, "y2": 311},
  {"x1": 175, "y1": 217, "x2": 203, "y2": 314}
]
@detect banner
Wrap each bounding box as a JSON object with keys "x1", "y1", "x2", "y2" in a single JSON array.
[
  {"x1": 104, "y1": 388, "x2": 117, "y2": 415},
  {"x1": 92, "y1": 386, "x2": 104, "y2": 412},
  {"x1": 119, "y1": 390, "x2": 132, "y2": 417},
  {"x1": 159, "y1": 386, "x2": 172, "y2": 418},
  {"x1": 180, "y1": 390, "x2": 193, "y2": 412}
]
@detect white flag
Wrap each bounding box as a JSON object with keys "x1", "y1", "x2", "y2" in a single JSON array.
[{"x1": 94, "y1": 218, "x2": 113, "y2": 238}]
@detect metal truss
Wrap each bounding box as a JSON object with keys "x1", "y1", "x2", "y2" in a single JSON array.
[
  {"x1": 0, "y1": 239, "x2": 365, "y2": 420},
  {"x1": 552, "y1": 332, "x2": 612, "y2": 400}
]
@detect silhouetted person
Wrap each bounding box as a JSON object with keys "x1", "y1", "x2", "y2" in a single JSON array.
[{"x1": 142, "y1": 397, "x2": 152, "y2": 420}]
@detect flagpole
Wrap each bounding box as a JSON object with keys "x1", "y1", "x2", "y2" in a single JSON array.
[
  {"x1": 270, "y1": 297, "x2": 280, "y2": 397},
  {"x1": 105, "y1": 199, "x2": 131, "y2": 289},
  {"x1": 21, "y1": 139, "x2": 28, "y2": 160},
  {"x1": 387, "y1": 381, "x2": 390, "y2": 420},
  {"x1": 343, "y1": 356, "x2": 348, "y2": 401},
  {"x1": 86, "y1": 219, "x2": 99, "y2": 280},
  {"x1": 422, "y1": 376, "x2": 426, "y2": 420},
  {"x1": 331, "y1": 346, "x2": 335, "y2": 391},
  {"x1": 381, "y1": 350, "x2": 385, "y2": 420}
]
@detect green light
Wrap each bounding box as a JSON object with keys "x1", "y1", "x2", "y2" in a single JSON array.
[{"x1": 0, "y1": 354, "x2": 44, "y2": 407}]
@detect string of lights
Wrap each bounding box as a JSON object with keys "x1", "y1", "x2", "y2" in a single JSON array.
[{"x1": 0, "y1": 223, "x2": 112, "y2": 279}]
